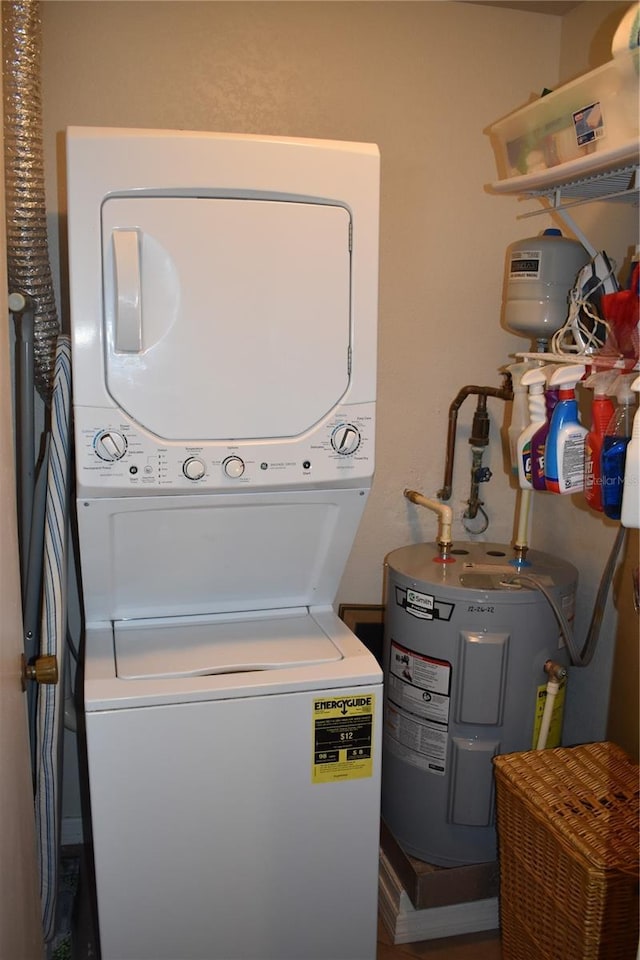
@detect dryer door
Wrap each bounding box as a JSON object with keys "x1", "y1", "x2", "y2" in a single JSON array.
[{"x1": 101, "y1": 197, "x2": 351, "y2": 441}]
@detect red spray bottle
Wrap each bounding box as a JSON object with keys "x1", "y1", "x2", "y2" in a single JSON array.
[{"x1": 584, "y1": 370, "x2": 616, "y2": 511}]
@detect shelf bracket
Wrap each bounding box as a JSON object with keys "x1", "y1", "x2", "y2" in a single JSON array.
[
  {"x1": 547, "y1": 200, "x2": 599, "y2": 259},
  {"x1": 514, "y1": 164, "x2": 640, "y2": 260}
]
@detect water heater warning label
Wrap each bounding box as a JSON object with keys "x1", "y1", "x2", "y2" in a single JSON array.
[
  {"x1": 385, "y1": 640, "x2": 451, "y2": 776},
  {"x1": 312, "y1": 694, "x2": 375, "y2": 783}
]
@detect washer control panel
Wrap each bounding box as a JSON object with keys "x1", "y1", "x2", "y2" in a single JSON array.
[{"x1": 74, "y1": 404, "x2": 374, "y2": 496}]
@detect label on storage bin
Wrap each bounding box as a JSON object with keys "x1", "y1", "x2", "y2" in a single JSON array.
[
  {"x1": 384, "y1": 640, "x2": 451, "y2": 776},
  {"x1": 312, "y1": 693, "x2": 374, "y2": 783},
  {"x1": 573, "y1": 100, "x2": 604, "y2": 146}
]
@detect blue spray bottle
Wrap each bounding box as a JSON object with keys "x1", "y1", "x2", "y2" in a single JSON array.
[
  {"x1": 602, "y1": 374, "x2": 637, "y2": 520},
  {"x1": 545, "y1": 364, "x2": 587, "y2": 494}
]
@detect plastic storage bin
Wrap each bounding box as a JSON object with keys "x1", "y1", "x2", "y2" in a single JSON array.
[
  {"x1": 493, "y1": 742, "x2": 639, "y2": 960},
  {"x1": 487, "y1": 56, "x2": 639, "y2": 180}
]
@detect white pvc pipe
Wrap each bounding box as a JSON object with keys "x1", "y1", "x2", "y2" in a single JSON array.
[
  {"x1": 404, "y1": 489, "x2": 453, "y2": 545},
  {"x1": 536, "y1": 679, "x2": 560, "y2": 751},
  {"x1": 515, "y1": 487, "x2": 532, "y2": 552}
]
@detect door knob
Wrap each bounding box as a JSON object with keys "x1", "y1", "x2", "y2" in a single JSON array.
[{"x1": 21, "y1": 654, "x2": 58, "y2": 691}]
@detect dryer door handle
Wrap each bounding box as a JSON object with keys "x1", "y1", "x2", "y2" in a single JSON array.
[{"x1": 112, "y1": 229, "x2": 142, "y2": 353}]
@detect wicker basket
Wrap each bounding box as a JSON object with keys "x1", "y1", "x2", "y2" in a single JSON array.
[{"x1": 493, "y1": 742, "x2": 639, "y2": 960}]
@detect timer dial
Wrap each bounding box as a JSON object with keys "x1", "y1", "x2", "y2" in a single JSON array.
[
  {"x1": 183, "y1": 457, "x2": 206, "y2": 481},
  {"x1": 330, "y1": 423, "x2": 361, "y2": 456},
  {"x1": 223, "y1": 456, "x2": 245, "y2": 478},
  {"x1": 94, "y1": 430, "x2": 127, "y2": 462}
]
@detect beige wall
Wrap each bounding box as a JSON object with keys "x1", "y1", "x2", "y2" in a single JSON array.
[
  {"x1": 41, "y1": 0, "x2": 561, "y2": 586},
  {"x1": 40, "y1": 1, "x2": 637, "y2": 767}
]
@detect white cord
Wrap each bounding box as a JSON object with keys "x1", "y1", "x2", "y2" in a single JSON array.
[{"x1": 549, "y1": 254, "x2": 617, "y2": 357}]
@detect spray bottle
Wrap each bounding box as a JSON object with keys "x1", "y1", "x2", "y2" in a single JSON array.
[
  {"x1": 545, "y1": 364, "x2": 587, "y2": 494},
  {"x1": 506, "y1": 361, "x2": 535, "y2": 477},
  {"x1": 602, "y1": 374, "x2": 637, "y2": 520},
  {"x1": 530, "y1": 365, "x2": 559, "y2": 491},
  {"x1": 517, "y1": 365, "x2": 548, "y2": 489},
  {"x1": 583, "y1": 370, "x2": 617, "y2": 512},
  {"x1": 620, "y1": 375, "x2": 640, "y2": 529}
]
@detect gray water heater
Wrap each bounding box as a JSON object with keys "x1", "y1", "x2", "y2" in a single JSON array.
[{"x1": 381, "y1": 541, "x2": 577, "y2": 867}]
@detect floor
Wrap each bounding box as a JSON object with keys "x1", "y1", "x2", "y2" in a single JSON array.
[
  {"x1": 65, "y1": 846, "x2": 504, "y2": 960},
  {"x1": 377, "y1": 918, "x2": 503, "y2": 959}
]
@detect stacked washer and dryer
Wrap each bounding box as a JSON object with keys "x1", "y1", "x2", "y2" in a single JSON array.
[{"x1": 66, "y1": 128, "x2": 381, "y2": 960}]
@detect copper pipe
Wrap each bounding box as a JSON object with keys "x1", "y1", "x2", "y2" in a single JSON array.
[{"x1": 437, "y1": 376, "x2": 513, "y2": 501}]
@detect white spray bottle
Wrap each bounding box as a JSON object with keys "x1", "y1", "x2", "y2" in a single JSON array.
[
  {"x1": 506, "y1": 360, "x2": 535, "y2": 476},
  {"x1": 621, "y1": 375, "x2": 640, "y2": 529},
  {"x1": 529, "y1": 364, "x2": 560, "y2": 491},
  {"x1": 602, "y1": 374, "x2": 638, "y2": 520},
  {"x1": 517, "y1": 365, "x2": 548, "y2": 490}
]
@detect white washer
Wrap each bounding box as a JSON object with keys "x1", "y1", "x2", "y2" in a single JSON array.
[{"x1": 67, "y1": 127, "x2": 382, "y2": 960}]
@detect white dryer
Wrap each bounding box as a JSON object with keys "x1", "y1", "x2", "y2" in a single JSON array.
[{"x1": 67, "y1": 127, "x2": 381, "y2": 960}]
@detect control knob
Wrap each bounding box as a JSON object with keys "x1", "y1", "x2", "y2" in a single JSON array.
[
  {"x1": 183, "y1": 457, "x2": 206, "y2": 481},
  {"x1": 223, "y1": 456, "x2": 245, "y2": 478},
  {"x1": 330, "y1": 424, "x2": 361, "y2": 456},
  {"x1": 94, "y1": 430, "x2": 127, "y2": 462}
]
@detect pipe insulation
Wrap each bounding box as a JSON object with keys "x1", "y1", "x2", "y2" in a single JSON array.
[{"x1": 3, "y1": 0, "x2": 59, "y2": 401}]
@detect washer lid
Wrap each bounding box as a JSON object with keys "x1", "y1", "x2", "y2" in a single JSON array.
[{"x1": 114, "y1": 609, "x2": 343, "y2": 680}]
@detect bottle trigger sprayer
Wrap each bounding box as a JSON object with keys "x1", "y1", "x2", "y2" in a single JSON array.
[
  {"x1": 583, "y1": 370, "x2": 617, "y2": 512},
  {"x1": 517, "y1": 365, "x2": 548, "y2": 490},
  {"x1": 529, "y1": 364, "x2": 559, "y2": 491},
  {"x1": 602, "y1": 373, "x2": 637, "y2": 520},
  {"x1": 620, "y1": 375, "x2": 640, "y2": 529},
  {"x1": 506, "y1": 361, "x2": 535, "y2": 476},
  {"x1": 545, "y1": 364, "x2": 587, "y2": 494}
]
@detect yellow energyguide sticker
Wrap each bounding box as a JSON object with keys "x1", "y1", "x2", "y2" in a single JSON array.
[{"x1": 312, "y1": 693, "x2": 375, "y2": 783}]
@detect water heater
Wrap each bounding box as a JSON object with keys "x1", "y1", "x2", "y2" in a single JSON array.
[{"x1": 381, "y1": 541, "x2": 577, "y2": 867}]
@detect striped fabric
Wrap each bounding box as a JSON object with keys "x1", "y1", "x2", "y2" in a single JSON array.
[{"x1": 34, "y1": 335, "x2": 72, "y2": 943}]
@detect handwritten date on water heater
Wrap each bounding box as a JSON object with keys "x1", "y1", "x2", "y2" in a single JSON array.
[{"x1": 467, "y1": 604, "x2": 495, "y2": 614}]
